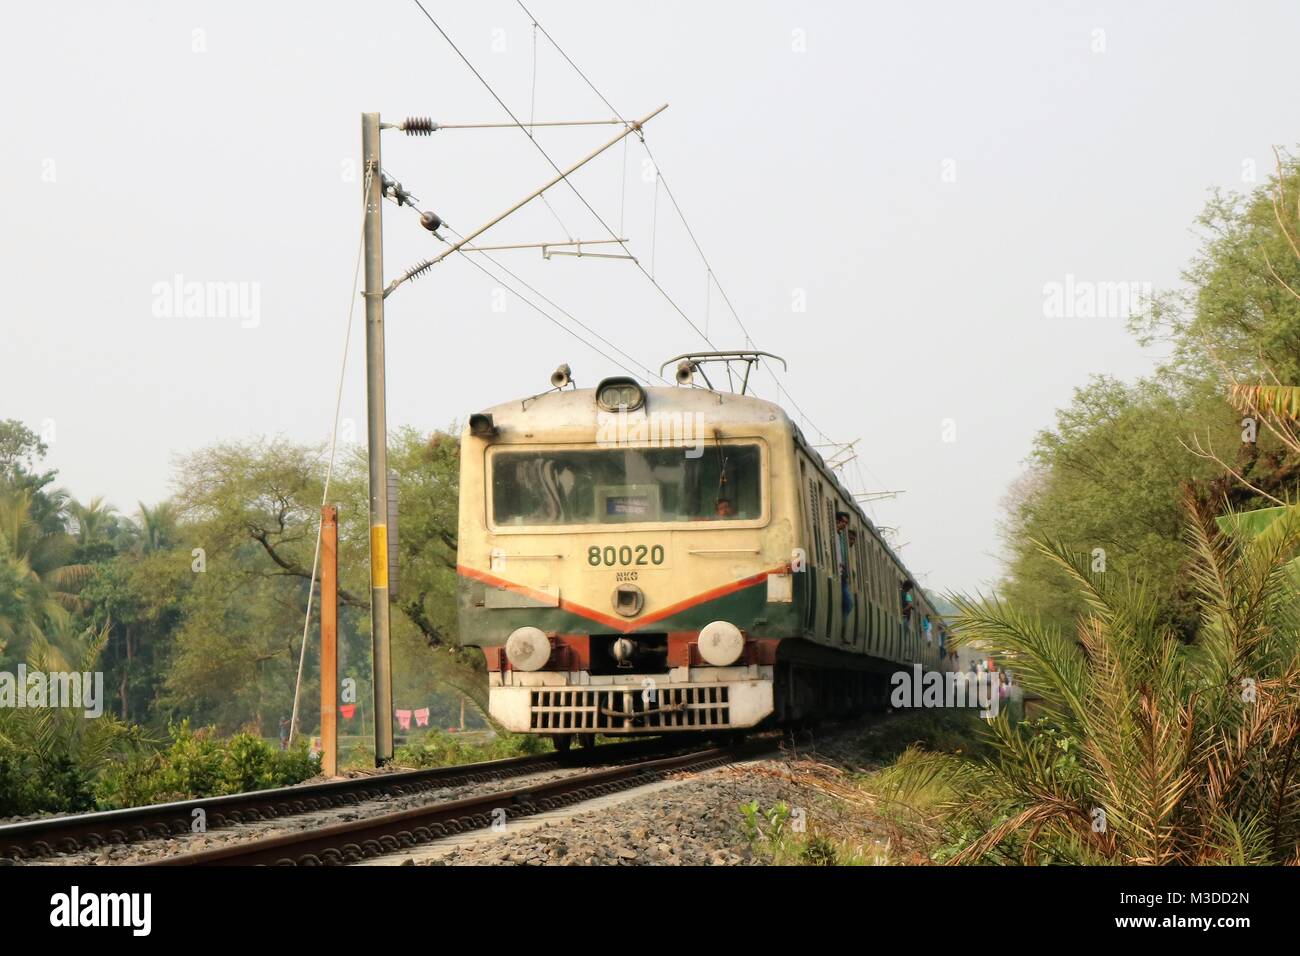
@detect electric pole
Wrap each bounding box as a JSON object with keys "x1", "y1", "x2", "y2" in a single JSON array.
[
  {"x1": 355, "y1": 102, "x2": 666, "y2": 766},
  {"x1": 361, "y1": 112, "x2": 394, "y2": 765}
]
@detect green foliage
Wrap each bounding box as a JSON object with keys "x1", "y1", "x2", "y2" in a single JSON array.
[
  {"x1": 163, "y1": 426, "x2": 482, "y2": 734},
  {"x1": 0, "y1": 417, "x2": 484, "y2": 741},
  {"x1": 0, "y1": 420, "x2": 48, "y2": 479},
  {"x1": 740, "y1": 800, "x2": 846, "y2": 866},
  {"x1": 1000, "y1": 376, "x2": 1240, "y2": 637},
  {"x1": 0, "y1": 487, "x2": 92, "y2": 666},
  {"x1": 1003, "y1": 157, "x2": 1300, "y2": 639},
  {"x1": 97, "y1": 720, "x2": 318, "y2": 808},
  {"x1": 391, "y1": 729, "x2": 550, "y2": 769},
  {"x1": 1131, "y1": 156, "x2": 1300, "y2": 382},
  {"x1": 0, "y1": 744, "x2": 95, "y2": 817},
  {"x1": 740, "y1": 799, "x2": 792, "y2": 842},
  {"x1": 919, "y1": 502, "x2": 1300, "y2": 865},
  {"x1": 0, "y1": 632, "x2": 135, "y2": 817}
]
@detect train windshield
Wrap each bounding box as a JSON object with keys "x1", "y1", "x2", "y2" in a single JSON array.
[{"x1": 491, "y1": 444, "x2": 763, "y2": 526}]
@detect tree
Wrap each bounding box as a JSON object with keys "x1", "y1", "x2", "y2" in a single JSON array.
[
  {"x1": 0, "y1": 629, "x2": 135, "y2": 815},
  {"x1": 999, "y1": 375, "x2": 1240, "y2": 637},
  {"x1": 79, "y1": 552, "x2": 188, "y2": 726},
  {"x1": 1002, "y1": 150, "x2": 1300, "y2": 637},
  {"x1": 0, "y1": 419, "x2": 66, "y2": 534},
  {"x1": 163, "y1": 428, "x2": 488, "y2": 732},
  {"x1": 136, "y1": 500, "x2": 179, "y2": 554},
  {"x1": 1132, "y1": 151, "x2": 1300, "y2": 382}
]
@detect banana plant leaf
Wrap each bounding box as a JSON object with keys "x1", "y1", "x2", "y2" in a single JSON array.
[
  {"x1": 1215, "y1": 506, "x2": 1288, "y2": 537},
  {"x1": 1217, "y1": 505, "x2": 1300, "y2": 589}
]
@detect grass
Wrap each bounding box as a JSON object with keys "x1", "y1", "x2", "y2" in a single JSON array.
[{"x1": 742, "y1": 710, "x2": 993, "y2": 866}]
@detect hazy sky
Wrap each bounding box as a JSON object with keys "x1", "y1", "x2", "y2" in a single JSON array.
[{"x1": 3, "y1": 1, "x2": 1297, "y2": 595}]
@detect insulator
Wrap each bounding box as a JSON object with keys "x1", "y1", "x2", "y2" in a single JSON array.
[
  {"x1": 419, "y1": 210, "x2": 443, "y2": 232},
  {"x1": 405, "y1": 260, "x2": 434, "y2": 283},
  {"x1": 401, "y1": 116, "x2": 436, "y2": 136}
]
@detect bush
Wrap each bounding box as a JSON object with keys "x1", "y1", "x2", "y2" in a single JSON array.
[
  {"x1": 0, "y1": 741, "x2": 97, "y2": 817},
  {"x1": 0, "y1": 632, "x2": 133, "y2": 817},
  {"x1": 392, "y1": 729, "x2": 549, "y2": 769},
  {"x1": 96, "y1": 720, "x2": 318, "y2": 809},
  {"x1": 0, "y1": 747, "x2": 100, "y2": 818}
]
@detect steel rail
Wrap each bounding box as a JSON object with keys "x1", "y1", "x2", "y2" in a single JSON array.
[
  {"x1": 0, "y1": 738, "x2": 684, "y2": 862},
  {"x1": 152, "y1": 742, "x2": 768, "y2": 866}
]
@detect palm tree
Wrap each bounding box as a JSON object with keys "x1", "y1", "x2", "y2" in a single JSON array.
[
  {"x1": 136, "y1": 500, "x2": 178, "y2": 554},
  {"x1": 68, "y1": 496, "x2": 116, "y2": 548},
  {"x1": 1231, "y1": 383, "x2": 1300, "y2": 418},
  {"x1": 897, "y1": 493, "x2": 1300, "y2": 865},
  {"x1": 0, "y1": 489, "x2": 91, "y2": 661},
  {"x1": 0, "y1": 627, "x2": 132, "y2": 813}
]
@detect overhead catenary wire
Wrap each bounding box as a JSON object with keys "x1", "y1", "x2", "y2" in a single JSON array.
[
  {"x1": 386, "y1": 103, "x2": 667, "y2": 294},
  {"x1": 425, "y1": 215, "x2": 668, "y2": 384},
  {"x1": 402, "y1": 0, "x2": 889, "y2": 504},
  {"x1": 385, "y1": 185, "x2": 664, "y2": 382},
  {"x1": 514, "y1": 6, "x2": 804, "y2": 386},
  {"x1": 513, "y1": 0, "x2": 895, "y2": 497},
  {"x1": 452, "y1": 238, "x2": 668, "y2": 385},
  {"x1": 408, "y1": 0, "x2": 716, "y2": 349}
]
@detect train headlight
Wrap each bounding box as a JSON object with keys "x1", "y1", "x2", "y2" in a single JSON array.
[
  {"x1": 697, "y1": 621, "x2": 745, "y2": 666},
  {"x1": 505, "y1": 627, "x2": 551, "y2": 671},
  {"x1": 595, "y1": 376, "x2": 645, "y2": 412},
  {"x1": 468, "y1": 413, "x2": 498, "y2": 438}
]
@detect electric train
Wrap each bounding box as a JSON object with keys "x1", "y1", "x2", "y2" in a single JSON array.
[{"x1": 455, "y1": 353, "x2": 944, "y2": 748}]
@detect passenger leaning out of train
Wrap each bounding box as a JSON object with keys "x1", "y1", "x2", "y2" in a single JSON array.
[{"x1": 835, "y1": 512, "x2": 854, "y2": 615}]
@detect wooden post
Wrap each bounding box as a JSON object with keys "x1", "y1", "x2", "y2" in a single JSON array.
[{"x1": 320, "y1": 505, "x2": 339, "y2": 777}]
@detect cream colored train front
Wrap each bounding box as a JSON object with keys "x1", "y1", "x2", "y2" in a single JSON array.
[{"x1": 457, "y1": 369, "x2": 945, "y2": 746}]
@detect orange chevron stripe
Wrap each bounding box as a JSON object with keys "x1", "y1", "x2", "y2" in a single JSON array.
[{"x1": 457, "y1": 563, "x2": 786, "y2": 634}]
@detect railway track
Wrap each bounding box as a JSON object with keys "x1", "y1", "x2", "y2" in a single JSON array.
[
  {"x1": 152, "y1": 740, "x2": 768, "y2": 866},
  {"x1": 0, "y1": 737, "x2": 695, "y2": 863}
]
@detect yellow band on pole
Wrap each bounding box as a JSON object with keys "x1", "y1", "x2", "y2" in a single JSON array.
[{"x1": 370, "y1": 524, "x2": 388, "y2": 589}]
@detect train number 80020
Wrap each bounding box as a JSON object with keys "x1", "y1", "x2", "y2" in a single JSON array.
[{"x1": 587, "y1": 544, "x2": 665, "y2": 567}]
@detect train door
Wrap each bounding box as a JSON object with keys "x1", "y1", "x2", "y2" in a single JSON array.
[
  {"x1": 851, "y1": 523, "x2": 864, "y2": 648},
  {"x1": 807, "y1": 469, "x2": 826, "y2": 639},
  {"x1": 875, "y1": 548, "x2": 886, "y2": 659},
  {"x1": 861, "y1": 533, "x2": 874, "y2": 654},
  {"x1": 799, "y1": 458, "x2": 817, "y2": 634},
  {"x1": 834, "y1": 500, "x2": 852, "y2": 647},
  {"x1": 821, "y1": 482, "x2": 838, "y2": 642},
  {"x1": 869, "y1": 540, "x2": 879, "y2": 656}
]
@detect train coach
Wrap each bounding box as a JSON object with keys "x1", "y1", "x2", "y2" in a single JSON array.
[{"x1": 456, "y1": 353, "x2": 944, "y2": 748}]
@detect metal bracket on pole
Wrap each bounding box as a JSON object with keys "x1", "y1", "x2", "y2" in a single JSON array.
[
  {"x1": 384, "y1": 103, "x2": 668, "y2": 297},
  {"x1": 451, "y1": 237, "x2": 635, "y2": 261}
]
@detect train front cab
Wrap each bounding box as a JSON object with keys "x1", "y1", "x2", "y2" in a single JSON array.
[{"x1": 457, "y1": 386, "x2": 804, "y2": 741}]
